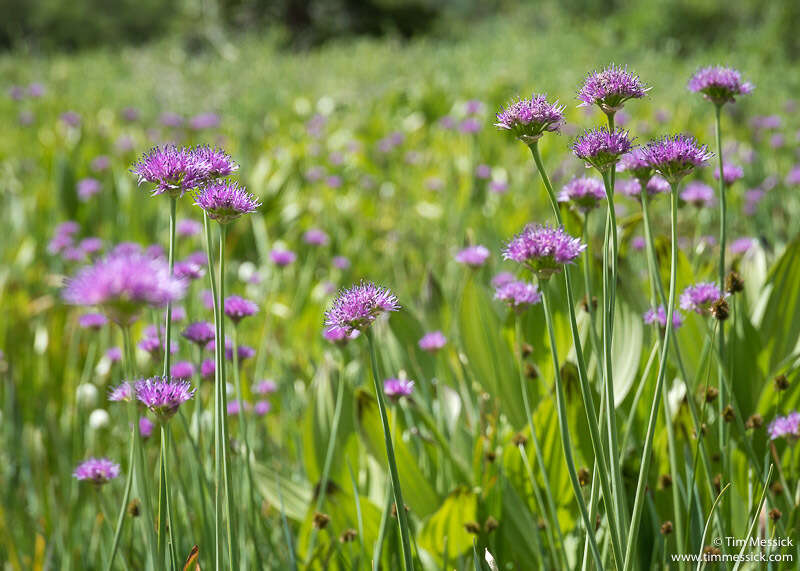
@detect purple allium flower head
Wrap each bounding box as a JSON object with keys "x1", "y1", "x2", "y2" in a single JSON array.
[
  {"x1": 108, "y1": 381, "x2": 133, "y2": 402},
  {"x1": 304, "y1": 229, "x2": 329, "y2": 246},
  {"x1": 177, "y1": 219, "x2": 202, "y2": 238},
  {"x1": 189, "y1": 112, "x2": 220, "y2": 130},
  {"x1": 713, "y1": 163, "x2": 744, "y2": 186},
  {"x1": 494, "y1": 280, "x2": 542, "y2": 309},
  {"x1": 688, "y1": 66, "x2": 754, "y2": 105},
  {"x1": 418, "y1": 331, "x2": 447, "y2": 353},
  {"x1": 191, "y1": 145, "x2": 238, "y2": 179},
  {"x1": 681, "y1": 181, "x2": 716, "y2": 207},
  {"x1": 503, "y1": 224, "x2": 586, "y2": 279},
  {"x1": 139, "y1": 336, "x2": 178, "y2": 357},
  {"x1": 28, "y1": 82, "x2": 45, "y2": 97},
  {"x1": 121, "y1": 107, "x2": 139, "y2": 122},
  {"x1": 324, "y1": 281, "x2": 400, "y2": 335},
  {"x1": 495, "y1": 94, "x2": 566, "y2": 143},
  {"x1": 325, "y1": 175, "x2": 342, "y2": 188},
  {"x1": 171, "y1": 361, "x2": 195, "y2": 379},
  {"x1": 254, "y1": 400, "x2": 271, "y2": 416},
  {"x1": 201, "y1": 358, "x2": 215, "y2": 379},
  {"x1": 786, "y1": 166, "x2": 800, "y2": 186},
  {"x1": 139, "y1": 416, "x2": 154, "y2": 438},
  {"x1": 455, "y1": 245, "x2": 490, "y2": 268},
  {"x1": 643, "y1": 305, "x2": 684, "y2": 329},
  {"x1": 254, "y1": 380, "x2": 277, "y2": 395},
  {"x1": 646, "y1": 175, "x2": 671, "y2": 195},
  {"x1": 475, "y1": 164, "x2": 492, "y2": 179},
  {"x1": 224, "y1": 342, "x2": 255, "y2": 363},
  {"x1": 185, "y1": 251, "x2": 208, "y2": 267},
  {"x1": 332, "y1": 256, "x2": 350, "y2": 270},
  {"x1": 56, "y1": 221, "x2": 80, "y2": 236},
  {"x1": 270, "y1": 249, "x2": 296, "y2": 267},
  {"x1": 90, "y1": 156, "x2": 111, "y2": 173},
  {"x1": 680, "y1": 282, "x2": 724, "y2": 314},
  {"x1": 617, "y1": 149, "x2": 653, "y2": 181},
  {"x1": 131, "y1": 145, "x2": 209, "y2": 198},
  {"x1": 73, "y1": 458, "x2": 120, "y2": 485},
  {"x1": 491, "y1": 272, "x2": 515, "y2": 289},
  {"x1": 201, "y1": 289, "x2": 215, "y2": 310},
  {"x1": 77, "y1": 178, "x2": 102, "y2": 201},
  {"x1": 489, "y1": 180, "x2": 509, "y2": 194},
  {"x1": 384, "y1": 378, "x2": 415, "y2": 399},
  {"x1": 227, "y1": 400, "x2": 251, "y2": 415},
  {"x1": 194, "y1": 181, "x2": 260, "y2": 224},
  {"x1": 224, "y1": 295, "x2": 258, "y2": 324},
  {"x1": 558, "y1": 177, "x2": 606, "y2": 212},
  {"x1": 160, "y1": 112, "x2": 183, "y2": 128},
  {"x1": 79, "y1": 237, "x2": 104, "y2": 256},
  {"x1": 631, "y1": 236, "x2": 646, "y2": 251},
  {"x1": 730, "y1": 237, "x2": 755, "y2": 255},
  {"x1": 135, "y1": 376, "x2": 195, "y2": 422},
  {"x1": 174, "y1": 260, "x2": 204, "y2": 281},
  {"x1": 60, "y1": 111, "x2": 81, "y2": 127},
  {"x1": 79, "y1": 312, "x2": 108, "y2": 330},
  {"x1": 9, "y1": 85, "x2": 24, "y2": 100},
  {"x1": 182, "y1": 321, "x2": 215, "y2": 347},
  {"x1": 640, "y1": 134, "x2": 712, "y2": 184},
  {"x1": 106, "y1": 347, "x2": 122, "y2": 363},
  {"x1": 768, "y1": 412, "x2": 800, "y2": 440},
  {"x1": 63, "y1": 250, "x2": 186, "y2": 325},
  {"x1": 616, "y1": 178, "x2": 642, "y2": 198},
  {"x1": 577, "y1": 64, "x2": 649, "y2": 113},
  {"x1": 572, "y1": 127, "x2": 634, "y2": 172},
  {"x1": 323, "y1": 326, "x2": 359, "y2": 345},
  {"x1": 459, "y1": 118, "x2": 482, "y2": 134}
]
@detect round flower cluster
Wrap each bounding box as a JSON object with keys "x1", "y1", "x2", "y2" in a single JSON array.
[
  {"x1": 495, "y1": 94, "x2": 565, "y2": 143},
  {"x1": 324, "y1": 281, "x2": 400, "y2": 335},
  {"x1": 557, "y1": 177, "x2": 606, "y2": 212},
  {"x1": 768, "y1": 412, "x2": 800, "y2": 441},
  {"x1": 494, "y1": 280, "x2": 542, "y2": 309},
  {"x1": 135, "y1": 376, "x2": 196, "y2": 422},
  {"x1": 679, "y1": 282, "x2": 724, "y2": 314},
  {"x1": 131, "y1": 145, "x2": 236, "y2": 198},
  {"x1": 418, "y1": 331, "x2": 447, "y2": 353},
  {"x1": 194, "y1": 181, "x2": 261, "y2": 225},
  {"x1": 617, "y1": 149, "x2": 654, "y2": 182},
  {"x1": 73, "y1": 458, "x2": 120, "y2": 485},
  {"x1": 680, "y1": 181, "x2": 716, "y2": 208},
  {"x1": 455, "y1": 245, "x2": 490, "y2": 268},
  {"x1": 643, "y1": 305, "x2": 684, "y2": 329},
  {"x1": 224, "y1": 295, "x2": 258, "y2": 324},
  {"x1": 713, "y1": 163, "x2": 744, "y2": 186},
  {"x1": 182, "y1": 321, "x2": 215, "y2": 346},
  {"x1": 688, "y1": 66, "x2": 754, "y2": 105},
  {"x1": 571, "y1": 127, "x2": 634, "y2": 172},
  {"x1": 384, "y1": 378, "x2": 415, "y2": 399},
  {"x1": 578, "y1": 64, "x2": 649, "y2": 113},
  {"x1": 640, "y1": 135, "x2": 712, "y2": 184},
  {"x1": 503, "y1": 224, "x2": 586, "y2": 279}
]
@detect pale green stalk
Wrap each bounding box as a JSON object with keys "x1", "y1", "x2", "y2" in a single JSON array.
[{"x1": 365, "y1": 329, "x2": 414, "y2": 571}]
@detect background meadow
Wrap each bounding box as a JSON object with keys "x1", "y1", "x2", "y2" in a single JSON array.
[{"x1": 2, "y1": 1, "x2": 800, "y2": 569}]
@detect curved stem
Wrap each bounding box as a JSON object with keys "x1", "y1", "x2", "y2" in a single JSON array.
[
  {"x1": 541, "y1": 287, "x2": 605, "y2": 571},
  {"x1": 623, "y1": 181, "x2": 679, "y2": 571},
  {"x1": 106, "y1": 406, "x2": 136, "y2": 571},
  {"x1": 365, "y1": 329, "x2": 414, "y2": 571}
]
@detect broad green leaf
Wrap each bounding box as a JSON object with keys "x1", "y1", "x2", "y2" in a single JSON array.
[
  {"x1": 417, "y1": 487, "x2": 478, "y2": 560},
  {"x1": 251, "y1": 462, "x2": 312, "y2": 522}
]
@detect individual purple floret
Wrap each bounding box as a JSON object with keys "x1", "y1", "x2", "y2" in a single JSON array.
[
  {"x1": 503, "y1": 224, "x2": 586, "y2": 279},
  {"x1": 418, "y1": 331, "x2": 447, "y2": 353},
  {"x1": 643, "y1": 305, "x2": 684, "y2": 329},
  {"x1": 494, "y1": 280, "x2": 542, "y2": 309},
  {"x1": 558, "y1": 177, "x2": 606, "y2": 212},
  {"x1": 730, "y1": 237, "x2": 755, "y2": 255},
  {"x1": 194, "y1": 181, "x2": 260, "y2": 224},
  {"x1": 384, "y1": 378, "x2": 415, "y2": 399},
  {"x1": 688, "y1": 66, "x2": 754, "y2": 105},
  {"x1": 324, "y1": 281, "x2": 400, "y2": 335},
  {"x1": 79, "y1": 313, "x2": 108, "y2": 330},
  {"x1": 73, "y1": 458, "x2": 120, "y2": 485},
  {"x1": 270, "y1": 249, "x2": 296, "y2": 267},
  {"x1": 135, "y1": 376, "x2": 196, "y2": 422},
  {"x1": 254, "y1": 400, "x2": 271, "y2": 416},
  {"x1": 182, "y1": 321, "x2": 215, "y2": 346},
  {"x1": 171, "y1": 361, "x2": 196, "y2": 379},
  {"x1": 177, "y1": 219, "x2": 202, "y2": 238},
  {"x1": 713, "y1": 163, "x2": 744, "y2": 186},
  {"x1": 495, "y1": 94, "x2": 566, "y2": 143},
  {"x1": 640, "y1": 134, "x2": 712, "y2": 184},
  {"x1": 578, "y1": 64, "x2": 649, "y2": 113},
  {"x1": 131, "y1": 145, "x2": 208, "y2": 197},
  {"x1": 304, "y1": 229, "x2": 329, "y2": 246},
  {"x1": 681, "y1": 181, "x2": 716, "y2": 208},
  {"x1": 77, "y1": 178, "x2": 102, "y2": 201},
  {"x1": 108, "y1": 382, "x2": 133, "y2": 402},
  {"x1": 680, "y1": 282, "x2": 724, "y2": 314},
  {"x1": 455, "y1": 245, "x2": 490, "y2": 268},
  {"x1": 768, "y1": 412, "x2": 800, "y2": 440},
  {"x1": 63, "y1": 250, "x2": 186, "y2": 325},
  {"x1": 224, "y1": 295, "x2": 258, "y2": 324},
  {"x1": 254, "y1": 379, "x2": 277, "y2": 395},
  {"x1": 571, "y1": 127, "x2": 634, "y2": 172},
  {"x1": 617, "y1": 149, "x2": 654, "y2": 182}
]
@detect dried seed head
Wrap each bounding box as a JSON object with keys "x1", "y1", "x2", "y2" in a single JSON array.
[
  {"x1": 313, "y1": 512, "x2": 331, "y2": 529},
  {"x1": 485, "y1": 450, "x2": 497, "y2": 463},
  {"x1": 485, "y1": 516, "x2": 499, "y2": 533},
  {"x1": 745, "y1": 414, "x2": 763, "y2": 429},
  {"x1": 770, "y1": 481, "x2": 784, "y2": 495},
  {"x1": 774, "y1": 374, "x2": 790, "y2": 391},
  {"x1": 705, "y1": 386, "x2": 719, "y2": 403},
  {"x1": 464, "y1": 521, "x2": 481, "y2": 535},
  {"x1": 722, "y1": 405, "x2": 735, "y2": 422},
  {"x1": 725, "y1": 271, "x2": 744, "y2": 294},
  {"x1": 659, "y1": 474, "x2": 673, "y2": 489},
  {"x1": 660, "y1": 521, "x2": 673, "y2": 535},
  {"x1": 713, "y1": 473, "x2": 722, "y2": 494},
  {"x1": 512, "y1": 433, "x2": 528, "y2": 447},
  {"x1": 578, "y1": 467, "x2": 591, "y2": 487},
  {"x1": 711, "y1": 297, "x2": 730, "y2": 321},
  {"x1": 524, "y1": 363, "x2": 539, "y2": 380},
  {"x1": 769, "y1": 508, "x2": 782, "y2": 522},
  {"x1": 127, "y1": 499, "x2": 141, "y2": 517},
  {"x1": 340, "y1": 529, "x2": 358, "y2": 543},
  {"x1": 521, "y1": 343, "x2": 534, "y2": 358},
  {"x1": 703, "y1": 546, "x2": 721, "y2": 557}
]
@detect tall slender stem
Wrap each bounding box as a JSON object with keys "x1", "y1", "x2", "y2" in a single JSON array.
[
  {"x1": 541, "y1": 287, "x2": 605, "y2": 571},
  {"x1": 365, "y1": 329, "x2": 414, "y2": 571},
  {"x1": 163, "y1": 197, "x2": 177, "y2": 378},
  {"x1": 106, "y1": 391, "x2": 136, "y2": 571},
  {"x1": 530, "y1": 141, "x2": 625, "y2": 566},
  {"x1": 623, "y1": 181, "x2": 680, "y2": 571}
]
